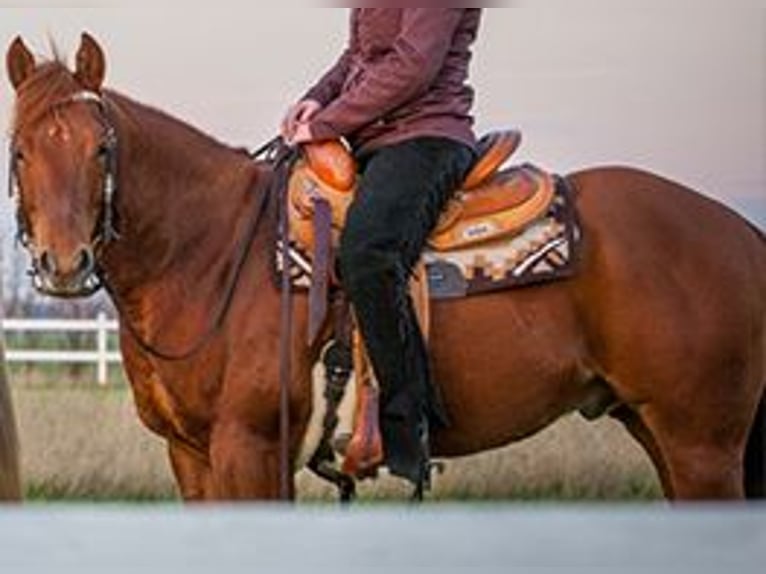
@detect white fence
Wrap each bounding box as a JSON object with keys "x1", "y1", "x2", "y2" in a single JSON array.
[{"x1": 1, "y1": 313, "x2": 122, "y2": 385}]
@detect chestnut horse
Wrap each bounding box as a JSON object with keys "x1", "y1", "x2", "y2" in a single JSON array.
[
  {"x1": 5, "y1": 34, "x2": 765, "y2": 501},
  {"x1": 0, "y1": 345, "x2": 21, "y2": 502}
]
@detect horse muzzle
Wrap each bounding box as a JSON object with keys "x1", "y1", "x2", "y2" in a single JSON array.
[{"x1": 33, "y1": 246, "x2": 102, "y2": 298}]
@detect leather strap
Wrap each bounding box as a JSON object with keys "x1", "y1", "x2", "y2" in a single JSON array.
[
  {"x1": 307, "y1": 196, "x2": 333, "y2": 345},
  {"x1": 274, "y1": 143, "x2": 301, "y2": 500}
]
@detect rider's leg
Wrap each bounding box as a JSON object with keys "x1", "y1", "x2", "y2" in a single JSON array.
[{"x1": 338, "y1": 137, "x2": 474, "y2": 484}]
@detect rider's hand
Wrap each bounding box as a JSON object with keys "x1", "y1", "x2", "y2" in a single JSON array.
[
  {"x1": 287, "y1": 123, "x2": 315, "y2": 146},
  {"x1": 281, "y1": 99, "x2": 322, "y2": 141}
]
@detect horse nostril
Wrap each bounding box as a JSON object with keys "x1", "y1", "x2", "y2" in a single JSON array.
[
  {"x1": 75, "y1": 247, "x2": 95, "y2": 276},
  {"x1": 39, "y1": 250, "x2": 56, "y2": 276}
]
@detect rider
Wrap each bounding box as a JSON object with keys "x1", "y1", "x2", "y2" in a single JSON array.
[{"x1": 282, "y1": 8, "x2": 482, "y2": 486}]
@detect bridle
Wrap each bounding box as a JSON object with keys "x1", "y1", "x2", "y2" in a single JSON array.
[
  {"x1": 7, "y1": 89, "x2": 293, "y2": 361},
  {"x1": 8, "y1": 89, "x2": 120, "y2": 297}
]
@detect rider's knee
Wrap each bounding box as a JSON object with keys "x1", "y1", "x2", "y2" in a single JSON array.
[{"x1": 338, "y1": 231, "x2": 396, "y2": 288}]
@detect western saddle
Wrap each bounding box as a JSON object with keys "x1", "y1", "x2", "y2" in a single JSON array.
[{"x1": 289, "y1": 130, "x2": 555, "y2": 255}]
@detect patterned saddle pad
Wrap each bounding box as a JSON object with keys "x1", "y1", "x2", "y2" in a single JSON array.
[
  {"x1": 425, "y1": 176, "x2": 581, "y2": 299},
  {"x1": 280, "y1": 175, "x2": 580, "y2": 299}
]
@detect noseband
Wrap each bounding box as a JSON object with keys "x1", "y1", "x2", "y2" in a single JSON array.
[{"x1": 8, "y1": 90, "x2": 120, "y2": 296}]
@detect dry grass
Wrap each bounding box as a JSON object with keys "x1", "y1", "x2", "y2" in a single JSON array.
[
  {"x1": 14, "y1": 386, "x2": 176, "y2": 501},
  {"x1": 13, "y1": 385, "x2": 661, "y2": 502}
]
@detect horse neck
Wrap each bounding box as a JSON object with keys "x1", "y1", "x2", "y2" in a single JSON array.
[{"x1": 101, "y1": 93, "x2": 271, "y2": 300}]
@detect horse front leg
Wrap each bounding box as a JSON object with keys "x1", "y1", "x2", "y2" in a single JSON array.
[
  {"x1": 168, "y1": 441, "x2": 213, "y2": 501},
  {"x1": 209, "y1": 419, "x2": 290, "y2": 500}
]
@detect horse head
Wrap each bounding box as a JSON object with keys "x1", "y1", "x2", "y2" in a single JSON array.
[{"x1": 5, "y1": 33, "x2": 117, "y2": 297}]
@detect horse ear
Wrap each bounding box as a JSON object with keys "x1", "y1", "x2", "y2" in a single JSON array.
[
  {"x1": 6, "y1": 36, "x2": 35, "y2": 91},
  {"x1": 74, "y1": 32, "x2": 106, "y2": 92}
]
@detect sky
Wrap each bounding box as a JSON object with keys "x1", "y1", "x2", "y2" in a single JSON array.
[{"x1": 0, "y1": 0, "x2": 763, "y2": 268}]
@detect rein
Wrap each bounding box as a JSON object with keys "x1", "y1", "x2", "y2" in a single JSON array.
[
  {"x1": 108, "y1": 172, "x2": 272, "y2": 363},
  {"x1": 110, "y1": 139, "x2": 296, "y2": 363},
  {"x1": 251, "y1": 136, "x2": 301, "y2": 500},
  {"x1": 274, "y1": 141, "x2": 300, "y2": 501}
]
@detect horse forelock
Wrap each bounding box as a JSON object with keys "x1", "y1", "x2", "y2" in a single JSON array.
[{"x1": 11, "y1": 60, "x2": 82, "y2": 135}]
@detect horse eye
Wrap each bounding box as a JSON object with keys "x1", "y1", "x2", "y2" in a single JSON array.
[
  {"x1": 13, "y1": 149, "x2": 26, "y2": 164},
  {"x1": 97, "y1": 143, "x2": 110, "y2": 159}
]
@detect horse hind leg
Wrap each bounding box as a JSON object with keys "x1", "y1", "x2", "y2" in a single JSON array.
[
  {"x1": 744, "y1": 392, "x2": 766, "y2": 499},
  {"x1": 648, "y1": 347, "x2": 766, "y2": 500},
  {"x1": 640, "y1": 402, "x2": 747, "y2": 501},
  {"x1": 610, "y1": 405, "x2": 673, "y2": 499}
]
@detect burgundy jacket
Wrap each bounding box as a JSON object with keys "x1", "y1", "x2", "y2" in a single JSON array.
[{"x1": 305, "y1": 8, "x2": 482, "y2": 155}]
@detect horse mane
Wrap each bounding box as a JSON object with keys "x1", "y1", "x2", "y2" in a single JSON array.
[{"x1": 11, "y1": 59, "x2": 81, "y2": 134}]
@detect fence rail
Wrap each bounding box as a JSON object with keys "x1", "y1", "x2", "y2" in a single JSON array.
[{"x1": 1, "y1": 313, "x2": 122, "y2": 385}]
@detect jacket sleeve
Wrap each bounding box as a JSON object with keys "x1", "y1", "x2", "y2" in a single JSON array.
[
  {"x1": 309, "y1": 8, "x2": 464, "y2": 141},
  {"x1": 303, "y1": 48, "x2": 353, "y2": 106}
]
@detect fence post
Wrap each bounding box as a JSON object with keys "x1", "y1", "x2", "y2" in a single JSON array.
[{"x1": 96, "y1": 312, "x2": 109, "y2": 386}]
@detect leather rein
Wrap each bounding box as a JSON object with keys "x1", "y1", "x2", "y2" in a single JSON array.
[{"x1": 107, "y1": 142, "x2": 287, "y2": 363}]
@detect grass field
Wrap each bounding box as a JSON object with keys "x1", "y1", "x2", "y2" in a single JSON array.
[{"x1": 11, "y1": 383, "x2": 662, "y2": 502}]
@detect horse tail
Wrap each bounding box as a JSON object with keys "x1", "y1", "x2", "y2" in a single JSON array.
[
  {"x1": 744, "y1": 222, "x2": 766, "y2": 498},
  {"x1": 745, "y1": 391, "x2": 766, "y2": 499},
  {"x1": 0, "y1": 347, "x2": 21, "y2": 502}
]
